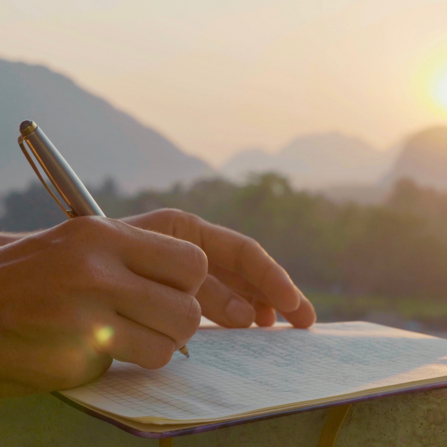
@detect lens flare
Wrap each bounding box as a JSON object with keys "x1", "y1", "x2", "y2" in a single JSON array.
[{"x1": 94, "y1": 326, "x2": 114, "y2": 346}]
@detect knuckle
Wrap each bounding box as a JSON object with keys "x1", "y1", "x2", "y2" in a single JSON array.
[
  {"x1": 180, "y1": 295, "x2": 202, "y2": 338},
  {"x1": 169, "y1": 208, "x2": 190, "y2": 220},
  {"x1": 63, "y1": 216, "x2": 114, "y2": 241},
  {"x1": 236, "y1": 236, "x2": 262, "y2": 270},
  {"x1": 161, "y1": 208, "x2": 184, "y2": 222},
  {"x1": 62, "y1": 216, "x2": 95, "y2": 233},
  {"x1": 246, "y1": 236, "x2": 261, "y2": 250},
  {"x1": 184, "y1": 242, "x2": 208, "y2": 282},
  {"x1": 172, "y1": 210, "x2": 203, "y2": 238}
]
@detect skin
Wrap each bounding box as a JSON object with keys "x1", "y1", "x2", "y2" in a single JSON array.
[{"x1": 0, "y1": 209, "x2": 316, "y2": 398}]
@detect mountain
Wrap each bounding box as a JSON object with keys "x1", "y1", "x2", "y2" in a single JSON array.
[
  {"x1": 383, "y1": 127, "x2": 447, "y2": 190},
  {"x1": 221, "y1": 133, "x2": 399, "y2": 190},
  {"x1": 0, "y1": 60, "x2": 213, "y2": 194}
]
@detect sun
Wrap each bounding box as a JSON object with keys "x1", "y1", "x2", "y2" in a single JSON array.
[
  {"x1": 432, "y1": 69, "x2": 447, "y2": 110},
  {"x1": 412, "y1": 49, "x2": 447, "y2": 114}
]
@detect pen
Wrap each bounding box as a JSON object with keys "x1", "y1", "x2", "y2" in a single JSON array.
[{"x1": 18, "y1": 120, "x2": 190, "y2": 359}]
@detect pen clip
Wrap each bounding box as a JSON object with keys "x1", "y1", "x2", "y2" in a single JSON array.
[{"x1": 18, "y1": 136, "x2": 75, "y2": 219}]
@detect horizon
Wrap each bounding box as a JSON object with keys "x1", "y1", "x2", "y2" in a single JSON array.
[
  {"x1": 0, "y1": 57, "x2": 442, "y2": 168},
  {"x1": 2, "y1": 0, "x2": 447, "y2": 166}
]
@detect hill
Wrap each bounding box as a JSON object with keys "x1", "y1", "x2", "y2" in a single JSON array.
[
  {"x1": 0, "y1": 60, "x2": 212, "y2": 194},
  {"x1": 383, "y1": 127, "x2": 447, "y2": 190},
  {"x1": 221, "y1": 133, "x2": 398, "y2": 190}
]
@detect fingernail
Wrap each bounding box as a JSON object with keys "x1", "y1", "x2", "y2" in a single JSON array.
[{"x1": 226, "y1": 299, "x2": 256, "y2": 327}]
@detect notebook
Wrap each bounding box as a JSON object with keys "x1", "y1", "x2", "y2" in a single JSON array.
[{"x1": 60, "y1": 321, "x2": 447, "y2": 433}]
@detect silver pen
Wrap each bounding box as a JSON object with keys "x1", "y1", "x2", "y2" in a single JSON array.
[{"x1": 18, "y1": 120, "x2": 190, "y2": 358}]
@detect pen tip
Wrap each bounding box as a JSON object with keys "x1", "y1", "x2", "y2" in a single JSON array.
[{"x1": 179, "y1": 346, "x2": 190, "y2": 358}]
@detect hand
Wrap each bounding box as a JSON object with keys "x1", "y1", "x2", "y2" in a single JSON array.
[
  {"x1": 0, "y1": 217, "x2": 206, "y2": 397},
  {"x1": 122, "y1": 209, "x2": 316, "y2": 329}
]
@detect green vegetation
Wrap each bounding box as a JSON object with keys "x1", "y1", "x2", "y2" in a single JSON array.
[
  {"x1": 2, "y1": 174, "x2": 447, "y2": 329},
  {"x1": 307, "y1": 291, "x2": 447, "y2": 323}
]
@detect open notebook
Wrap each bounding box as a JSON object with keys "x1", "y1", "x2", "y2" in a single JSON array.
[{"x1": 60, "y1": 321, "x2": 447, "y2": 433}]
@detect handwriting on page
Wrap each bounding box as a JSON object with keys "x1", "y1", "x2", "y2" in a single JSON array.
[{"x1": 62, "y1": 322, "x2": 447, "y2": 422}]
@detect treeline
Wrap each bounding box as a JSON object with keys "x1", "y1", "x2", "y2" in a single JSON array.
[{"x1": 1, "y1": 174, "x2": 447, "y2": 301}]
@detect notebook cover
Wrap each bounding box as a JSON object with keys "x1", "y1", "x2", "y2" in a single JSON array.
[{"x1": 53, "y1": 380, "x2": 447, "y2": 440}]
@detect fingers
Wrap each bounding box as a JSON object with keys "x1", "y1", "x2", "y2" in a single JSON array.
[
  {"x1": 208, "y1": 263, "x2": 277, "y2": 326},
  {"x1": 65, "y1": 217, "x2": 208, "y2": 295},
  {"x1": 115, "y1": 221, "x2": 208, "y2": 295},
  {"x1": 121, "y1": 211, "x2": 315, "y2": 324},
  {"x1": 62, "y1": 217, "x2": 205, "y2": 367},
  {"x1": 189, "y1": 218, "x2": 301, "y2": 313},
  {"x1": 209, "y1": 263, "x2": 315, "y2": 328},
  {"x1": 105, "y1": 315, "x2": 179, "y2": 370},
  {"x1": 111, "y1": 270, "x2": 201, "y2": 348},
  {"x1": 195, "y1": 273, "x2": 277, "y2": 328},
  {"x1": 208, "y1": 263, "x2": 267, "y2": 302},
  {"x1": 196, "y1": 275, "x2": 255, "y2": 328},
  {"x1": 251, "y1": 301, "x2": 277, "y2": 327},
  {"x1": 278, "y1": 295, "x2": 317, "y2": 328}
]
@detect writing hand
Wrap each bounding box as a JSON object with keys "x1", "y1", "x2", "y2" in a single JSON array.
[
  {"x1": 123, "y1": 210, "x2": 316, "y2": 329},
  {"x1": 0, "y1": 217, "x2": 206, "y2": 397}
]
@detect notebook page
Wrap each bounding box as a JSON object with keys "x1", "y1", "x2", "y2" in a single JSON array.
[{"x1": 61, "y1": 322, "x2": 447, "y2": 424}]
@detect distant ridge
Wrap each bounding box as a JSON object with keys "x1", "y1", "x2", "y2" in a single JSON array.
[
  {"x1": 383, "y1": 127, "x2": 447, "y2": 190},
  {"x1": 221, "y1": 133, "x2": 399, "y2": 190},
  {"x1": 0, "y1": 60, "x2": 213, "y2": 193}
]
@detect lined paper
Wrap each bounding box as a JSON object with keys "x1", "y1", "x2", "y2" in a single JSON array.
[{"x1": 61, "y1": 322, "x2": 447, "y2": 425}]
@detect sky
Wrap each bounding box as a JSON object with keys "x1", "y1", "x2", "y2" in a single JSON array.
[{"x1": 1, "y1": 0, "x2": 447, "y2": 166}]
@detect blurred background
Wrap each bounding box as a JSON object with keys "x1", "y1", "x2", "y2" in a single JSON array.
[{"x1": 2, "y1": 0, "x2": 447, "y2": 334}]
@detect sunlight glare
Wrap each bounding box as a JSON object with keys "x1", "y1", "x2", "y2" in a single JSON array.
[
  {"x1": 413, "y1": 49, "x2": 447, "y2": 115},
  {"x1": 433, "y1": 71, "x2": 447, "y2": 110},
  {"x1": 94, "y1": 326, "x2": 114, "y2": 346}
]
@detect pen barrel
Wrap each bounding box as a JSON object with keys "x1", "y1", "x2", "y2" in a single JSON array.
[{"x1": 24, "y1": 127, "x2": 105, "y2": 217}]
